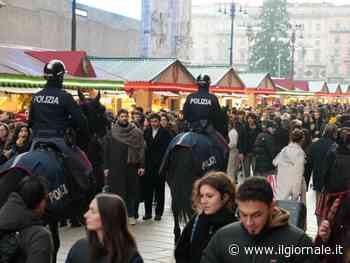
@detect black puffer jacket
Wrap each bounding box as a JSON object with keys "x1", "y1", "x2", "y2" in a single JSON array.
[
  {"x1": 175, "y1": 208, "x2": 237, "y2": 263},
  {"x1": 253, "y1": 131, "x2": 277, "y2": 173},
  {"x1": 0, "y1": 193, "x2": 53, "y2": 263},
  {"x1": 201, "y1": 207, "x2": 319, "y2": 263}
]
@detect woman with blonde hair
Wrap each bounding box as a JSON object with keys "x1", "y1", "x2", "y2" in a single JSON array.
[{"x1": 174, "y1": 171, "x2": 237, "y2": 263}]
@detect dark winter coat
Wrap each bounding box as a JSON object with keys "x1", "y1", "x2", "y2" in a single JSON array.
[
  {"x1": 324, "y1": 143, "x2": 350, "y2": 193},
  {"x1": 273, "y1": 127, "x2": 290, "y2": 155},
  {"x1": 66, "y1": 238, "x2": 143, "y2": 263},
  {"x1": 144, "y1": 127, "x2": 172, "y2": 171},
  {"x1": 0, "y1": 193, "x2": 53, "y2": 263},
  {"x1": 306, "y1": 137, "x2": 335, "y2": 192},
  {"x1": 103, "y1": 124, "x2": 144, "y2": 201},
  {"x1": 245, "y1": 125, "x2": 262, "y2": 154},
  {"x1": 236, "y1": 121, "x2": 247, "y2": 155},
  {"x1": 253, "y1": 131, "x2": 277, "y2": 174},
  {"x1": 201, "y1": 207, "x2": 319, "y2": 263},
  {"x1": 175, "y1": 208, "x2": 237, "y2": 263}
]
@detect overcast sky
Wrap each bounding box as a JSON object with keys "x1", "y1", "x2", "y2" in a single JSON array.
[{"x1": 77, "y1": 0, "x2": 350, "y2": 20}]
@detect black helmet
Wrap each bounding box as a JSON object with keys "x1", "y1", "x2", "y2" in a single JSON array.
[
  {"x1": 43, "y1": 60, "x2": 66, "y2": 81},
  {"x1": 196, "y1": 74, "x2": 211, "y2": 90}
]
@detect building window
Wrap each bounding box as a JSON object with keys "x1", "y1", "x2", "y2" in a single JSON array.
[
  {"x1": 334, "y1": 49, "x2": 340, "y2": 57},
  {"x1": 315, "y1": 40, "x2": 320, "y2": 46},
  {"x1": 335, "y1": 35, "x2": 340, "y2": 44},
  {"x1": 314, "y1": 50, "x2": 320, "y2": 63},
  {"x1": 76, "y1": 8, "x2": 88, "y2": 17},
  {"x1": 334, "y1": 64, "x2": 339, "y2": 75},
  {"x1": 347, "y1": 65, "x2": 350, "y2": 76},
  {"x1": 335, "y1": 21, "x2": 340, "y2": 30},
  {"x1": 316, "y1": 23, "x2": 321, "y2": 31},
  {"x1": 240, "y1": 49, "x2": 246, "y2": 63}
]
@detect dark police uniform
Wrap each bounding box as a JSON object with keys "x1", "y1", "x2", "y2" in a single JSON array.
[
  {"x1": 29, "y1": 85, "x2": 87, "y2": 135},
  {"x1": 183, "y1": 90, "x2": 221, "y2": 131},
  {"x1": 183, "y1": 86, "x2": 229, "y2": 161},
  {"x1": 28, "y1": 82, "x2": 88, "y2": 155}
]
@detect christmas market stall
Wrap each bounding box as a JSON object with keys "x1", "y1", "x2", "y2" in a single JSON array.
[
  {"x1": 238, "y1": 73, "x2": 276, "y2": 107},
  {"x1": 90, "y1": 57, "x2": 197, "y2": 112}
]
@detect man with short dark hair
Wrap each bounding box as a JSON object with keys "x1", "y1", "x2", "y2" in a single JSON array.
[
  {"x1": 201, "y1": 177, "x2": 319, "y2": 263},
  {"x1": 104, "y1": 109, "x2": 145, "y2": 225},
  {"x1": 0, "y1": 176, "x2": 53, "y2": 263},
  {"x1": 142, "y1": 113, "x2": 172, "y2": 221}
]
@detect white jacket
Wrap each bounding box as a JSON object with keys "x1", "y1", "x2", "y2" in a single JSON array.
[{"x1": 273, "y1": 142, "x2": 306, "y2": 201}]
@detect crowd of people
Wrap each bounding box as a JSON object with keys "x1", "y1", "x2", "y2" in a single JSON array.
[{"x1": 1, "y1": 60, "x2": 350, "y2": 262}]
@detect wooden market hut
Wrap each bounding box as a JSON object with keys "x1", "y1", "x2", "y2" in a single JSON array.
[{"x1": 89, "y1": 57, "x2": 197, "y2": 111}]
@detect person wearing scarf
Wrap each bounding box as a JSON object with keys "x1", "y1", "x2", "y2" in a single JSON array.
[
  {"x1": 175, "y1": 172, "x2": 237, "y2": 263},
  {"x1": 104, "y1": 109, "x2": 145, "y2": 225}
]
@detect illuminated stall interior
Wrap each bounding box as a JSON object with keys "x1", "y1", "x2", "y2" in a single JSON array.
[{"x1": 0, "y1": 74, "x2": 123, "y2": 112}]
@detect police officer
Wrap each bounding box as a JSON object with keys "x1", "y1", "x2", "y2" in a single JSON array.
[
  {"x1": 28, "y1": 59, "x2": 88, "y2": 143},
  {"x1": 183, "y1": 74, "x2": 228, "y2": 157},
  {"x1": 183, "y1": 74, "x2": 222, "y2": 132}
]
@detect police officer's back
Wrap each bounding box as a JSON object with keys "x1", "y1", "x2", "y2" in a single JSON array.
[
  {"x1": 183, "y1": 75, "x2": 221, "y2": 131},
  {"x1": 28, "y1": 60, "x2": 88, "y2": 137}
]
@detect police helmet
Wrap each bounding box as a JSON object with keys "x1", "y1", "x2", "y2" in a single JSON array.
[
  {"x1": 196, "y1": 74, "x2": 211, "y2": 89},
  {"x1": 43, "y1": 60, "x2": 66, "y2": 81}
]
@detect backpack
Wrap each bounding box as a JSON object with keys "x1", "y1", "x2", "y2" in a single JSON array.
[{"x1": 0, "y1": 230, "x2": 21, "y2": 263}]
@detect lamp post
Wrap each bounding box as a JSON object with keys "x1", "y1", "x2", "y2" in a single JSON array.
[
  {"x1": 289, "y1": 24, "x2": 303, "y2": 80},
  {"x1": 218, "y1": 1, "x2": 246, "y2": 66},
  {"x1": 229, "y1": 2, "x2": 236, "y2": 66},
  {"x1": 71, "y1": 0, "x2": 77, "y2": 51}
]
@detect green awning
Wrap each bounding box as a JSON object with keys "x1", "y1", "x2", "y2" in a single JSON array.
[{"x1": 0, "y1": 74, "x2": 124, "y2": 91}]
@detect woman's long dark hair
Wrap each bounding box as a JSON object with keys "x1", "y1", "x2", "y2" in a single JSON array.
[
  {"x1": 8, "y1": 124, "x2": 31, "y2": 149},
  {"x1": 88, "y1": 194, "x2": 138, "y2": 263}
]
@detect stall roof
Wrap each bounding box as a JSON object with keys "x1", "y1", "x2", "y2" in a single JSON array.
[
  {"x1": 186, "y1": 65, "x2": 245, "y2": 88},
  {"x1": 27, "y1": 50, "x2": 96, "y2": 78},
  {"x1": 153, "y1": 91, "x2": 179, "y2": 97},
  {"x1": 89, "y1": 57, "x2": 195, "y2": 83},
  {"x1": 308, "y1": 81, "x2": 328, "y2": 93},
  {"x1": 0, "y1": 45, "x2": 45, "y2": 76},
  {"x1": 327, "y1": 83, "x2": 341, "y2": 94},
  {"x1": 238, "y1": 73, "x2": 275, "y2": 89},
  {"x1": 340, "y1": 84, "x2": 349, "y2": 93},
  {"x1": 272, "y1": 78, "x2": 309, "y2": 91}
]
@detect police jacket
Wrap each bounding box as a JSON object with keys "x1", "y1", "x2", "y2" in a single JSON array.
[
  {"x1": 183, "y1": 88, "x2": 221, "y2": 129},
  {"x1": 201, "y1": 207, "x2": 319, "y2": 263},
  {"x1": 28, "y1": 81, "x2": 88, "y2": 136}
]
